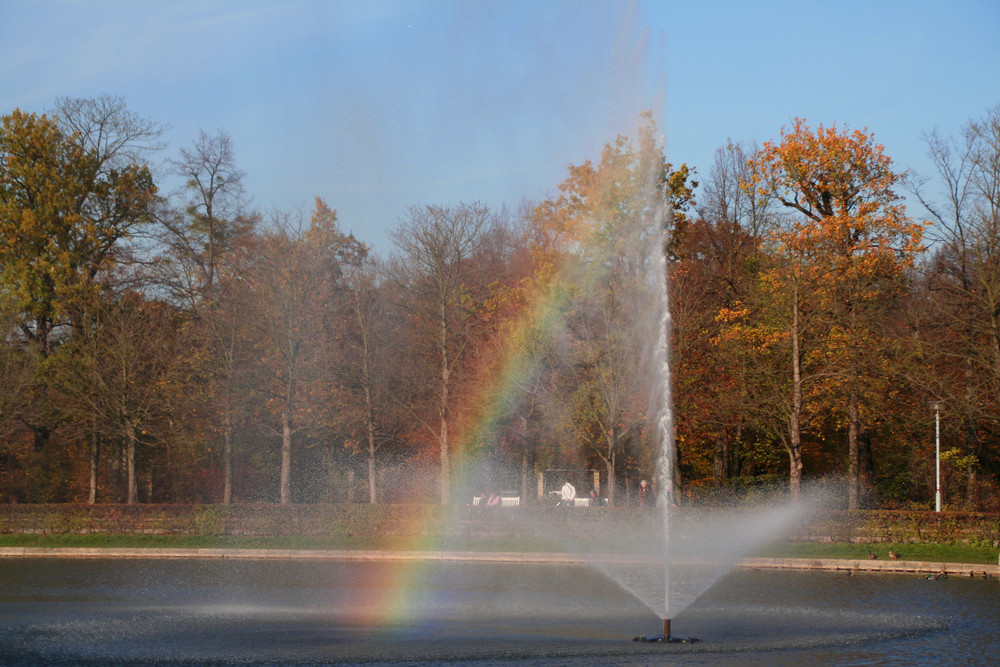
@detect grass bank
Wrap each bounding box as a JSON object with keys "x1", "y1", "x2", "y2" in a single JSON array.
[
  {"x1": 2, "y1": 504, "x2": 997, "y2": 566},
  {"x1": 0, "y1": 532, "x2": 542, "y2": 553},
  {"x1": 756, "y1": 541, "x2": 997, "y2": 565},
  {"x1": 1, "y1": 532, "x2": 995, "y2": 565}
]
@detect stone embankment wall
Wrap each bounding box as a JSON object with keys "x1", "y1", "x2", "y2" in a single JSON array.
[
  {"x1": 0, "y1": 503, "x2": 445, "y2": 538},
  {"x1": 788, "y1": 508, "x2": 1000, "y2": 547},
  {"x1": 0, "y1": 504, "x2": 998, "y2": 546}
]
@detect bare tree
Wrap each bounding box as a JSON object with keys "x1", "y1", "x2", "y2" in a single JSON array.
[
  {"x1": 165, "y1": 129, "x2": 248, "y2": 299},
  {"x1": 241, "y1": 201, "x2": 363, "y2": 504},
  {"x1": 910, "y1": 106, "x2": 1000, "y2": 506},
  {"x1": 159, "y1": 129, "x2": 253, "y2": 503},
  {"x1": 390, "y1": 203, "x2": 505, "y2": 505},
  {"x1": 325, "y1": 256, "x2": 407, "y2": 503},
  {"x1": 53, "y1": 94, "x2": 166, "y2": 169},
  {"x1": 560, "y1": 271, "x2": 646, "y2": 506},
  {"x1": 0, "y1": 299, "x2": 40, "y2": 500}
]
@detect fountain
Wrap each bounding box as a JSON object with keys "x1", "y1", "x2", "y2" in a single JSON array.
[
  {"x1": 478, "y1": 180, "x2": 822, "y2": 645},
  {"x1": 650, "y1": 194, "x2": 680, "y2": 642}
]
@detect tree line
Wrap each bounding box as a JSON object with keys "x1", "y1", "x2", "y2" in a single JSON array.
[{"x1": 1, "y1": 96, "x2": 997, "y2": 510}]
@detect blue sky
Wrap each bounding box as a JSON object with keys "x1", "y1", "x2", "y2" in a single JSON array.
[{"x1": 1, "y1": 0, "x2": 998, "y2": 252}]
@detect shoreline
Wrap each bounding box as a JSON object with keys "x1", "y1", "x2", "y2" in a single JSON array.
[{"x1": 1, "y1": 546, "x2": 997, "y2": 576}]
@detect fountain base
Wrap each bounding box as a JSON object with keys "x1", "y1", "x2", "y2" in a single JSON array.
[
  {"x1": 632, "y1": 634, "x2": 701, "y2": 644},
  {"x1": 633, "y1": 618, "x2": 700, "y2": 643}
]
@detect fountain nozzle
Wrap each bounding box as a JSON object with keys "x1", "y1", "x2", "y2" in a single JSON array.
[{"x1": 632, "y1": 617, "x2": 699, "y2": 643}]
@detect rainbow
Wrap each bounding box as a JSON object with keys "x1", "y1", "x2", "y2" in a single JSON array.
[
  {"x1": 343, "y1": 556, "x2": 440, "y2": 628},
  {"x1": 451, "y1": 209, "x2": 617, "y2": 497},
  {"x1": 359, "y1": 225, "x2": 611, "y2": 630},
  {"x1": 370, "y1": 129, "x2": 667, "y2": 626}
]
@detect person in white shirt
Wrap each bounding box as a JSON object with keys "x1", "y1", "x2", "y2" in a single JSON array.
[{"x1": 559, "y1": 481, "x2": 576, "y2": 507}]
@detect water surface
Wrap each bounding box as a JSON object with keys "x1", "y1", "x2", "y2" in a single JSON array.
[{"x1": 0, "y1": 558, "x2": 994, "y2": 665}]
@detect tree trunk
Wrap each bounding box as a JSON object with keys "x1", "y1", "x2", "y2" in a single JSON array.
[
  {"x1": 367, "y1": 424, "x2": 377, "y2": 505},
  {"x1": 731, "y1": 423, "x2": 743, "y2": 477},
  {"x1": 32, "y1": 425, "x2": 50, "y2": 452},
  {"x1": 787, "y1": 431, "x2": 803, "y2": 499},
  {"x1": 520, "y1": 448, "x2": 530, "y2": 503},
  {"x1": 964, "y1": 415, "x2": 980, "y2": 509},
  {"x1": 605, "y1": 455, "x2": 617, "y2": 507},
  {"x1": 964, "y1": 350, "x2": 981, "y2": 509},
  {"x1": 222, "y1": 415, "x2": 233, "y2": 504},
  {"x1": 858, "y1": 429, "x2": 876, "y2": 508},
  {"x1": 125, "y1": 421, "x2": 138, "y2": 504},
  {"x1": 519, "y1": 415, "x2": 534, "y2": 504},
  {"x1": 520, "y1": 443, "x2": 536, "y2": 505},
  {"x1": 788, "y1": 297, "x2": 804, "y2": 498},
  {"x1": 847, "y1": 393, "x2": 860, "y2": 510},
  {"x1": 88, "y1": 433, "x2": 99, "y2": 504},
  {"x1": 604, "y1": 427, "x2": 618, "y2": 506},
  {"x1": 364, "y1": 377, "x2": 378, "y2": 504},
  {"x1": 438, "y1": 301, "x2": 451, "y2": 506},
  {"x1": 439, "y1": 411, "x2": 451, "y2": 506},
  {"x1": 712, "y1": 436, "x2": 727, "y2": 489},
  {"x1": 280, "y1": 409, "x2": 292, "y2": 504}
]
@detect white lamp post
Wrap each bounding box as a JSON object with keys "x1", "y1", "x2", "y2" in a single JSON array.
[{"x1": 928, "y1": 400, "x2": 942, "y2": 512}]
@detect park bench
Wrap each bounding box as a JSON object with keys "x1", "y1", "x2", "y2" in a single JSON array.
[{"x1": 470, "y1": 496, "x2": 520, "y2": 507}]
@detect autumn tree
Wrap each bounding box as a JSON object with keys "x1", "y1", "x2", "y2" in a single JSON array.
[
  {"x1": 322, "y1": 255, "x2": 409, "y2": 504},
  {"x1": 53, "y1": 293, "x2": 190, "y2": 503},
  {"x1": 390, "y1": 203, "x2": 509, "y2": 505},
  {"x1": 461, "y1": 215, "x2": 556, "y2": 503},
  {"x1": 0, "y1": 109, "x2": 149, "y2": 350},
  {"x1": 0, "y1": 101, "x2": 160, "y2": 477},
  {"x1": 0, "y1": 296, "x2": 41, "y2": 499},
  {"x1": 159, "y1": 129, "x2": 255, "y2": 503},
  {"x1": 675, "y1": 141, "x2": 779, "y2": 488},
  {"x1": 714, "y1": 207, "x2": 828, "y2": 498},
  {"x1": 530, "y1": 114, "x2": 695, "y2": 504},
  {"x1": 47, "y1": 94, "x2": 165, "y2": 333},
  {"x1": 747, "y1": 119, "x2": 925, "y2": 506},
  {"x1": 240, "y1": 200, "x2": 363, "y2": 504}
]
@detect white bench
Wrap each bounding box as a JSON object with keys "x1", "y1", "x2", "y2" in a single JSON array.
[
  {"x1": 471, "y1": 496, "x2": 520, "y2": 507},
  {"x1": 572, "y1": 497, "x2": 606, "y2": 507}
]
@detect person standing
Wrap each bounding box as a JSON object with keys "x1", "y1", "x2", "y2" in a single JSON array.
[{"x1": 638, "y1": 479, "x2": 649, "y2": 507}]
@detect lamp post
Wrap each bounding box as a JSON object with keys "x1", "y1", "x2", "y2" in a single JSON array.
[{"x1": 928, "y1": 400, "x2": 942, "y2": 512}]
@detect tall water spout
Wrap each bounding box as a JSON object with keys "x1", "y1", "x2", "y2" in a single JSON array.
[{"x1": 652, "y1": 202, "x2": 675, "y2": 624}]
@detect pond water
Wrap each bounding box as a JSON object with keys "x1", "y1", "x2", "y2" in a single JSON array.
[{"x1": 0, "y1": 557, "x2": 996, "y2": 665}]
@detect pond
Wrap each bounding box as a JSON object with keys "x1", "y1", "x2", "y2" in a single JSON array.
[{"x1": 0, "y1": 557, "x2": 996, "y2": 665}]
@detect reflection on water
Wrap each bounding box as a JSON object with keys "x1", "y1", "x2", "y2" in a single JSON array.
[{"x1": 0, "y1": 558, "x2": 996, "y2": 665}]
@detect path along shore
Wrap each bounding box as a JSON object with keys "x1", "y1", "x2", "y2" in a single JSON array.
[{"x1": 1, "y1": 546, "x2": 997, "y2": 576}]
